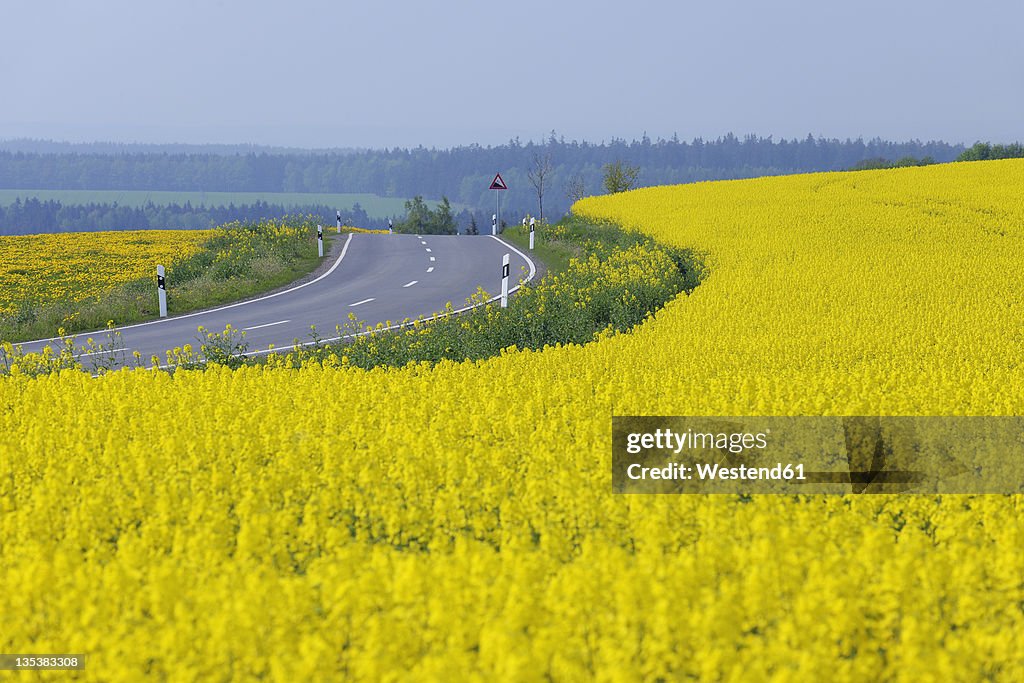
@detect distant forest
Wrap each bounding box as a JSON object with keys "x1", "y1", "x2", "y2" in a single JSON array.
[
  {"x1": 0, "y1": 199, "x2": 374, "y2": 236},
  {"x1": 0, "y1": 134, "x2": 972, "y2": 234},
  {"x1": 956, "y1": 142, "x2": 1024, "y2": 162}
]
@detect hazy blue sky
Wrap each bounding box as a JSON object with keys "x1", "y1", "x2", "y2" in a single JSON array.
[{"x1": 2, "y1": 0, "x2": 1021, "y2": 148}]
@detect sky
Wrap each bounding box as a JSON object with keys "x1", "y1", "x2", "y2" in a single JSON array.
[{"x1": 2, "y1": 0, "x2": 1021, "y2": 149}]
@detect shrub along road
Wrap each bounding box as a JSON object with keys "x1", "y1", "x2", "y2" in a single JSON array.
[{"x1": 15, "y1": 234, "x2": 535, "y2": 368}]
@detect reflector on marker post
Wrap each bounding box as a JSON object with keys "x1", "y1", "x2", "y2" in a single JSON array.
[
  {"x1": 500, "y1": 253, "x2": 510, "y2": 308},
  {"x1": 157, "y1": 264, "x2": 168, "y2": 318},
  {"x1": 529, "y1": 217, "x2": 536, "y2": 251},
  {"x1": 317, "y1": 224, "x2": 324, "y2": 257}
]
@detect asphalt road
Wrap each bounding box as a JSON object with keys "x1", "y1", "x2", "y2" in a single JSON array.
[{"x1": 16, "y1": 233, "x2": 535, "y2": 368}]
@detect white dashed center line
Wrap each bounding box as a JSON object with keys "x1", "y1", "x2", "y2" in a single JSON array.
[
  {"x1": 425, "y1": 248, "x2": 432, "y2": 252},
  {"x1": 403, "y1": 280, "x2": 418, "y2": 288},
  {"x1": 429, "y1": 256, "x2": 435, "y2": 262},
  {"x1": 349, "y1": 298, "x2": 375, "y2": 307},
  {"x1": 426, "y1": 267, "x2": 434, "y2": 273},
  {"x1": 78, "y1": 348, "x2": 123, "y2": 357},
  {"x1": 243, "y1": 320, "x2": 290, "y2": 331}
]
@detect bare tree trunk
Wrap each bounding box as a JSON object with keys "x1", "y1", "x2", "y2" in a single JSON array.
[
  {"x1": 565, "y1": 174, "x2": 586, "y2": 204},
  {"x1": 528, "y1": 152, "x2": 553, "y2": 223}
]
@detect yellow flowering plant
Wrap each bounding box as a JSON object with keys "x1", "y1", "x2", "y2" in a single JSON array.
[{"x1": 1, "y1": 161, "x2": 1023, "y2": 680}]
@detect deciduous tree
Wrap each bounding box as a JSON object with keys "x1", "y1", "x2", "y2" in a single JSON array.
[
  {"x1": 527, "y1": 153, "x2": 553, "y2": 221},
  {"x1": 602, "y1": 160, "x2": 640, "y2": 194}
]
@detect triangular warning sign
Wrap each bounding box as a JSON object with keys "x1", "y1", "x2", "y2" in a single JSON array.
[{"x1": 489, "y1": 173, "x2": 508, "y2": 190}]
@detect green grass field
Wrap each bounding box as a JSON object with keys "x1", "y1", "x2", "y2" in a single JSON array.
[
  {"x1": 0, "y1": 190, "x2": 452, "y2": 217},
  {"x1": 501, "y1": 223, "x2": 577, "y2": 277}
]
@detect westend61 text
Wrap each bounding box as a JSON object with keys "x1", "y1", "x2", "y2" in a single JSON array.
[{"x1": 626, "y1": 462, "x2": 806, "y2": 481}]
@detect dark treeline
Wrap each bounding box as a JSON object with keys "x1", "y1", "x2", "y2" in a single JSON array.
[
  {"x1": 956, "y1": 142, "x2": 1024, "y2": 162},
  {"x1": 0, "y1": 134, "x2": 964, "y2": 221},
  {"x1": 0, "y1": 198, "x2": 375, "y2": 236},
  {"x1": 847, "y1": 156, "x2": 937, "y2": 170}
]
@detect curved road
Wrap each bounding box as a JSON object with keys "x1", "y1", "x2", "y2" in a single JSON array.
[{"x1": 16, "y1": 234, "x2": 535, "y2": 368}]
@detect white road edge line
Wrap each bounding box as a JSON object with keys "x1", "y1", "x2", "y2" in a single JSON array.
[
  {"x1": 491, "y1": 234, "x2": 538, "y2": 284},
  {"x1": 22, "y1": 233, "x2": 356, "y2": 345},
  {"x1": 151, "y1": 235, "x2": 539, "y2": 369},
  {"x1": 243, "y1": 320, "x2": 290, "y2": 331},
  {"x1": 426, "y1": 267, "x2": 434, "y2": 273},
  {"x1": 402, "y1": 280, "x2": 418, "y2": 288},
  {"x1": 349, "y1": 298, "x2": 375, "y2": 307}
]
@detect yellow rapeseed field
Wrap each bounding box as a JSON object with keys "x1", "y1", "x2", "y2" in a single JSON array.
[
  {"x1": 0, "y1": 230, "x2": 213, "y2": 315},
  {"x1": 2, "y1": 160, "x2": 1023, "y2": 680}
]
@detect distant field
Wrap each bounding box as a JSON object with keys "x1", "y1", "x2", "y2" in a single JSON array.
[
  {"x1": 0, "y1": 229, "x2": 213, "y2": 316},
  {"x1": 0, "y1": 189, "x2": 443, "y2": 216}
]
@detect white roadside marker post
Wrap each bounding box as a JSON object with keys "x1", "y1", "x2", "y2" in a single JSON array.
[
  {"x1": 157, "y1": 264, "x2": 168, "y2": 318},
  {"x1": 492, "y1": 213, "x2": 497, "y2": 236},
  {"x1": 388, "y1": 218, "x2": 393, "y2": 234},
  {"x1": 501, "y1": 253, "x2": 510, "y2": 308},
  {"x1": 336, "y1": 211, "x2": 342, "y2": 232},
  {"x1": 522, "y1": 217, "x2": 527, "y2": 229},
  {"x1": 317, "y1": 224, "x2": 324, "y2": 258},
  {"x1": 529, "y1": 217, "x2": 536, "y2": 251}
]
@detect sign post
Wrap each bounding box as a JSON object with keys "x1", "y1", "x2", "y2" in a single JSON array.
[
  {"x1": 156, "y1": 265, "x2": 167, "y2": 318},
  {"x1": 500, "y1": 253, "x2": 510, "y2": 308},
  {"x1": 490, "y1": 173, "x2": 507, "y2": 235},
  {"x1": 529, "y1": 217, "x2": 536, "y2": 250},
  {"x1": 317, "y1": 224, "x2": 324, "y2": 257}
]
